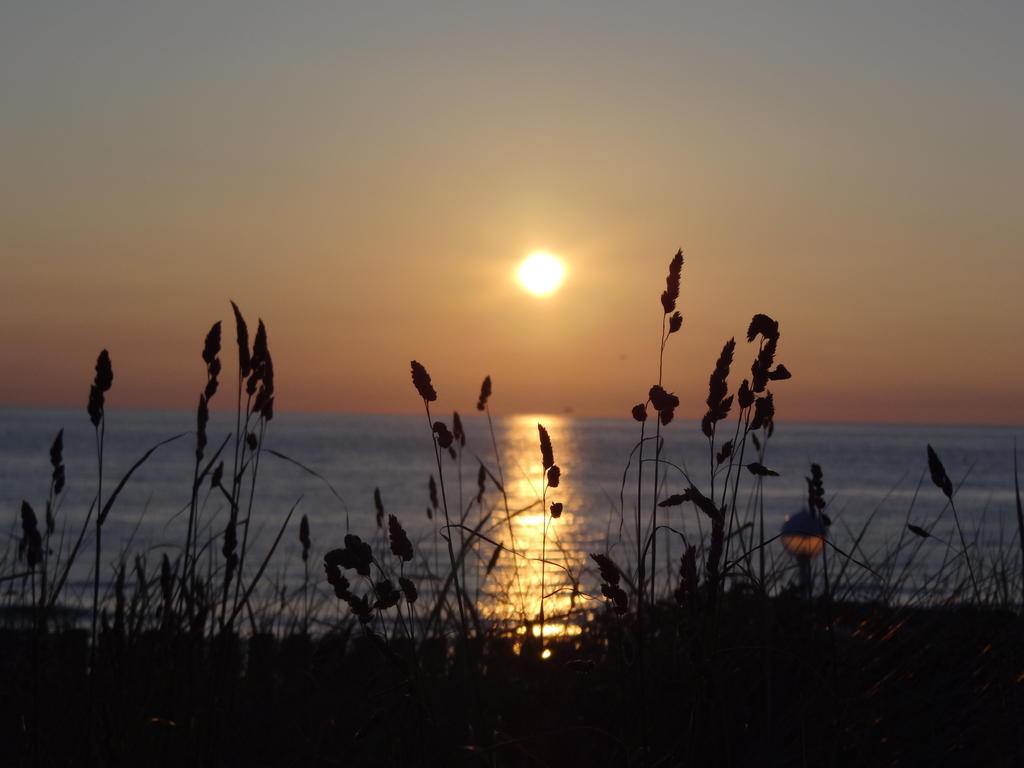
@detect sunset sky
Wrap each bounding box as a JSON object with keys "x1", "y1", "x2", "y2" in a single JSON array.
[{"x1": 2, "y1": 1, "x2": 1021, "y2": 424}]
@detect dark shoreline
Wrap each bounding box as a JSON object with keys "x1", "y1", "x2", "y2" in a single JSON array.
[{"x1": 2, "y1": 594, "x2": 1020, "y2": 767}]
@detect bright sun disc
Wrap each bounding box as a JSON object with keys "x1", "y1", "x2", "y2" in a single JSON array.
[{"x1": 517, "y1": 252, "x2": 565, "y2": 296}]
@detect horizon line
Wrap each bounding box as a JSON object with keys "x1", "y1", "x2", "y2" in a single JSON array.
[{"x1": 2, "y1": 403, "x2": 1021, "y2": 430}]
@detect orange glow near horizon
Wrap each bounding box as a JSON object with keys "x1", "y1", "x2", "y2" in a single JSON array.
[{"x1": 1, "y1": 4, "x2": 1022, "y2": 425}]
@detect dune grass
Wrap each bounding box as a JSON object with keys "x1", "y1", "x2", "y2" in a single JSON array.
[{"x1": 2, "y1": 257, "x2": 1022, "y2": 766}]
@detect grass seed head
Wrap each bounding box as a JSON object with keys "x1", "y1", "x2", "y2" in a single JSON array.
[
  {"x1": 658, "y1": 492, "x2": 692, "y2": 507},
  {"x1": 589, "y1": 553, "x2": 621, "y2": 586},
  {"x1": 346, "y1": 592, "x2": 373, "y2": 623},
  {"x1": 87, "y1": 386, "x2": 102, "y2": 427},
  {"x1": 202, "y1": 321, "x2": 221, "y2": 365},
  {"x1": 299, "y1": 514, "x2": 311, "y2": 561},
  {"x1": 399, "y1": 576, "x2": 418, "y2": 603},
  {"x1": 202, "y1": 320, "x2": 223, "y2": 400},
  {"x1": 250, "y1": 320, "x2": 269, "y2": 378},
  {"x1": 410, "y1": 360, "x2": 437, "y2": 402},
  {"x1": 685, "y1": 485, "x2": 723, "y2": 525},
  {"x1": 49, "y1": 428, "x2": 64, "y2": 470},
  {"x1": 716, "y1": 440, "x2": 733, "y2": 465},
  {"x1": 927, "y1": 444, "x2": 953, "y2": 498},
  {"x1": 196, "y1": 393, "x2": 209, "y2": 460},
  {"x1": 702, "y1": 338, "x2": 736, "y2": 436},
  {"x1": 204, "y1": 374, "x2": 219, "y2": 402},
  {"x1": 374, "y1": 487, "x2": 385, "y2": 528},
  {"x1": 737, "y1": 379, "x2": 754, "y2": 409},
  {"x1": 230, "y1": 301, "x2": 251, "y2": 377},
  {"x1": 325, "y1": 534, "x2": 374, "y2": 576},
  {"x1": 19, "y1": 501, "x2": 42, "y2": 568},
  {"x1": 432, "y1": 421, "x2": 454, "y2": 449},
  {"x1": 452, "y1": 411, "x2": 465, "y2": 446},
  {"x1": 476, "y1": 375, "x2": 492, "y2": 411},
  {"x1": 94, "y1": 349, "x2": 113, "y2": 392},
  {"x1": 50, "y1": 428, "x2": 65, "y2": 495},
  {"x1": 374, "y1": 579, "x2": 401, "y2": 610},
  {"x1": 669, "y1": 311, "x2": 683, "y2": 333},
  {"x1": 746, "y1": 313, "x2": 779, "y2": 342},
  {"x1": 806, "y1": 463, "x2": 826, "y2": 515},
  {"x1": 648, "y1": 385, "x2": 680, "y2": 422},
  {"x1": 601, "y1": 583, "x2": 629, "y2": 614},
  {"x1": 538, "y1": 423, "x2": 555, "y2": 470},
  {"x1": 247, "y1": 323, "x2": 275, "y2": 423},
  {"x1": 660, "y1": 249, "x2": 684, "y2": 314},
  {"x1": 87, "y1": 350, "x2": 113, "y2": 427},
  {"x1": 388, "y1": 514, "x2": 414, "y2": 562},
  {"x1": 476, "y1": 463, "x2": 487, "y2": 503},
  {"x1": 750, "y1": 393, "x2": 775, "y2": 431},
  {"x1": 324, "y1": 561, "x2": 350, "y2": 599},
  {"x1": 751, "y1": 334, "x2": 778, "y2": 393},
  {"x1": 484, "y1": 543, "x2": 502, "y2": 576},
  {"x1": 907, "y1": 523, "x2": 930, "y2": 538}
]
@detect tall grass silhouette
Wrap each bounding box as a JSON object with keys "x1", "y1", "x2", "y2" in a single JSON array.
[{"x1": 2, "y1": 262, "x2": 1021, "y2": 767}]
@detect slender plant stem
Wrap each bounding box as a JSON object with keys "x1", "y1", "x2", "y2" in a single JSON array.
[
  {"x1": 1014, "y1": 439, "x2": 1024, "y2": 612},
  {"x1": 540, "y1": 476, "x2": 548, "y2": 654},
  {"x1": 232, "y1": 417, "x2": 266, "y2": 623},
  {"x1": 303, "y1": 555, "x2": 309, "y2": 634},
  {"x1": 486, "y1": 406, "x2": 527, "y2": 622},
  {"x1": 757, "y1": 438, "x2": 767, "y2": 591},
  {"x1": 948, "y1": 495, "x2": 980, "y2": 602},
  {"x1": 185, "y1": 447, "x2": 201, "y2": 600},
  {"x1": 88, "y1": 412, "x2": 105, "y2": 761},
  {"x1": 635, "y1": 419, "x2": 646, "y2": 617},
  {"x1": 423, "y1": 403, "x2": 470, "y2": 645},
  {"x1": 720, "y1": 405, "x2": 751, "y2": 566},
  {"x1": 650, "y1": 316, "x2": 667, "y2": 606},
  {"x1": 423, "y1": 401, "x2": 476, "y2": 740},
  {"x1": 91, "y1": 414, "x2": 105, "y2": 661}
]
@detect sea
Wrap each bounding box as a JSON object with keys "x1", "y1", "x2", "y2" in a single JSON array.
[{"x1": 2, "y1": 407, "x2": 1021, "y2": 627}]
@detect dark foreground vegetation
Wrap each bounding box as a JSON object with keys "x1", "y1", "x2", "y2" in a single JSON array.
[
  {"x1": 3, "y1": 252, "x2": 1022, "y2": 766},
  {"x1": 1, "y1": 596, "x2": 1020, "y2": 766}
]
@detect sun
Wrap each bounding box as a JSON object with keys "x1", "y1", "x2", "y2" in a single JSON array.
[{"x1": 517, "y1": 252, "x2": 565, "y2": 296}]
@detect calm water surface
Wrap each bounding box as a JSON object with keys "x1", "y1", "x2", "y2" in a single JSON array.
[{"x1": 2, "y1": 408, "x2": 1021, "y2": 626}]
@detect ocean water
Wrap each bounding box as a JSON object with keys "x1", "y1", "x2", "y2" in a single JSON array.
[{"x1": 1, "y1": 407, "x2": 1021, "y2": 624}]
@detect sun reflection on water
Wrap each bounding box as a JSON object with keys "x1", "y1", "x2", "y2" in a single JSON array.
[{"x1": 469, "y1": 414, "x2": 588, "y2": 639}]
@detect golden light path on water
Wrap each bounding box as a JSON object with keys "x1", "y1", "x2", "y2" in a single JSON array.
[{"x1": 463, "y1": 414, "x2": 589, "y2": 649}]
